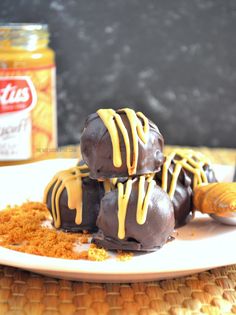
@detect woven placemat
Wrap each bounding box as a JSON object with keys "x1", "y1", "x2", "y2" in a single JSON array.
[{"x1": 0, "y1": 264, "x2": 236, "y2": 315}]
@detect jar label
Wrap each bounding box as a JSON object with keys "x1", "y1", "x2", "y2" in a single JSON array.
[
  {"x1": 0, "y1": 77, "x2": 37, "y2": 114},
  {"x1": 0, "y1": 65, "x2": 57, "y2": 161}
]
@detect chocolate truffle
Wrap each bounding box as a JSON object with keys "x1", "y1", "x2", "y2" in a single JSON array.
[
  {"x1": 156, "y1": 149, "x2": 217, "y2": 227},
  {"x1": 92, "y1": 175, "x2": 175, "y2": 252},
  {"x1": 156, "y1": 162, "x2": 192, "y2": 227},
  {"x1": 80, "y1": 108, "x2": 164, "y2": 179},
  {"x1": 44, "y1": 163, "x2": 104, "y2": 232}
]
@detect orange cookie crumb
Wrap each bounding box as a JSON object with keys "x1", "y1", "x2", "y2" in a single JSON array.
[
  {"x1": 117, "y1": 251, "x2": 133, "y2": 261},
  {"x1": 88, "y1": 244, "x2": 109, "y2": 261},
  {"x1": 0, "y1": 202, "x2": 110, "y2": 261}
]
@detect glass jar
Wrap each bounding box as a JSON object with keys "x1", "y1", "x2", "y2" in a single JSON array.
[{"x1": 0, "y1": 23, "x2": 57, "y2": 165}]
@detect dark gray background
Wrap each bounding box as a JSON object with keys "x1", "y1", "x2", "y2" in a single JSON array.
[{"x1": 1, "y1": 0, "x2": 236, "y2": 148}]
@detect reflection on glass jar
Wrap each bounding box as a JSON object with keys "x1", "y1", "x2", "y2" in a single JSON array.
[{"x1": 0, "y1": 23, "x2": 57, "y2": 165}]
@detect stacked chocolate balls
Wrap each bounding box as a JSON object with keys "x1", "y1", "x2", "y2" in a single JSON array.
[
  {"x1": 80, "y1": 108, "x2": 175, "y2": 251},
  {"x1": 44, "y1": 108, "x2": 217, "y2": 252}
]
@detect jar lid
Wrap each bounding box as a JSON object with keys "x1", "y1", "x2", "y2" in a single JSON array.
[
  {"x1": 0, "y1": 23, "x2": 49, "y2": 49},
  {"x1": 0, "y1": 23, "x2": 48, "y2": 31}
]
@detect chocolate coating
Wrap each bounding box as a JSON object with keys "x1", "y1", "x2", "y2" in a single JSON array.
[
  {"x1": 156, "y1": 164, "x2": 192, "y2": 228},
  {"x1": 156, "y1": 161, "x2": 217, "y2": 228},
  {"x1": 80, "y1": 111, "x2": 164, "y2": 179},
  {"x1": 46, "y1": 175, "x2": 104, "y2": 232},
  {"x1": 92, "y1": 179, "x2": 175, "y2": 252},
  {"x1": 191, "y1": 164, "x2": 217, "y2": 187}
]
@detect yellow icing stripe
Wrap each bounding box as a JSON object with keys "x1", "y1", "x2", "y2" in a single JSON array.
[
  {"x1": 175, "y1": 155, "x2": 209, "y2": 187},
  {"x1": 97, "y1": 108, "x2": 149, "y2": 175},
  {"x1": 147, "y1": 173, "x2": 155, "y2": 182},
  {"x1": 177, "y1": 161, "x2": 203, "y2": 188},
  {"x1": 97, "y1": 109, "x2": 122, "y2": 168},
  {"x1": 117, "y1": 180, "x2": 133, "y2": 239},
  {"x1": 121, "y1": 108, "x2": 139, "y2": 174},
  {"x1": 50, "y1": 177, "x2": 62, "y2": 228},
  {"x1": 103, "y1": 179, "x2": 112, "y2": 193},
  {"x1": 111, "y1": 178, "x2": 118, "y2": 186},
  {"x1": 136, "y1": 176, "x2": 155, "y2": 224},
  {"x1": 115, "y1": 113, "x2": 132, "y2": 172},
  {"x1": 161, "y1": 149, "x2": 212, "y2": 199},
  {"x1": 136, "y1": 112, "x2": 149, "y2": 138},
  {"x1": 140, "y1": 180, "x2": 155, "y2": 223},
  {"x1": 162, "y1": 151, "x2": 176, "y2": 192},
  {"x1": 169, "y1": 163, "x2": 183, "y2": 200},
  {"x1": 136, "y1": 176, "x2": 145, "y2": 224},
  {"x1": 43, "y1": 165, "x2": 89, "y2": 228},
  {"x1": 119, "y1": 109, "x2": 149, "y2": 174},
  {"x1": 103, "y1": 178, "x2": 118, "y2": 193},
  {"x1": 67, "y1": 170, "x2": 83, "y2": 225},
  {"x1": 117, "y1": 175, "x2": 155, "y2": 239},
  {"x1": 100, "y1": 177, "x2": 119, "y2": 193}
]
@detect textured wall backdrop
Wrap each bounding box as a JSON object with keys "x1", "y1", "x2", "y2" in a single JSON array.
[{"x1": 1, "y1": 0, "x2": 236, "y2": 148}]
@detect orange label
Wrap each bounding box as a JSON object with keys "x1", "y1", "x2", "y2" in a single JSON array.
[{"x1": 0, "y1": 65, "x2": 57, "y2": 161}]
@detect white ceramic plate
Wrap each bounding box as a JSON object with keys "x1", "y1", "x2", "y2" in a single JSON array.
[{"x1": 0, "y1": 159, "x2": 235, "y2": 283}]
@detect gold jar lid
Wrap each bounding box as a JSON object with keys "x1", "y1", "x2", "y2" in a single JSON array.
[{"x1": 0, "y1": 23, "x2": 49, "y2": 49}]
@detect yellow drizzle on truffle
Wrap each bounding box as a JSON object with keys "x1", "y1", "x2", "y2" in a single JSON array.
[
  {"x1": 161, "y1": 149, "x2": 212, "y2": 200},
  {"x1": 103, "y1": 178, "x2": 118, "y2": 193},
  {"x1": 43, "y1": 164, "x2": 89, "y2": 228},
  {"x1": 97, "y1": 108, "x2": 149, "y2": 176},
  {"x1": 117, "y1": 176, "x2": 155, "y2": 239}
]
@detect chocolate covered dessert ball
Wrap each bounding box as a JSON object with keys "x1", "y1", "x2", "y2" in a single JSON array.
[
  {"x1": 80, "y1": 108, "x2": 164, "y2": 179},
  {"x1": 156, "y1": 149, "x2": 217, "y2": 227},
  {"x1": 156, "y1": 161, "x2": 192, "y2": 227},
  {"x1": 44, "y1": 162, "x2": 104, "y2": 232},
  {"x1": 172, "y1": 150, "x2": 217, "y2": 189},
  {"x1": 92, "y1": 175, "x2": 175, "y2": 252}
]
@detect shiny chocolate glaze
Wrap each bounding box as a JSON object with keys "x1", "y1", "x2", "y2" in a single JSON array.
[
  {"x1": 80, "y1": 111, "x2": 164, "y2": 179},
  {"x1": 92, "y1": 179, "x2": 175, "y2": 252},
  {"x1": 156, "y1": 162, "x2": 217, "y2": 228},
  {"x1": 46, "y1": 175, "x2": 104, "y2": 232}
]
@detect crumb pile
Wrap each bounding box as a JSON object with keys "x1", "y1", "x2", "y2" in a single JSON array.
[{"x1": 0, "y1": 202, "x2": 109, "y2": 261}]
